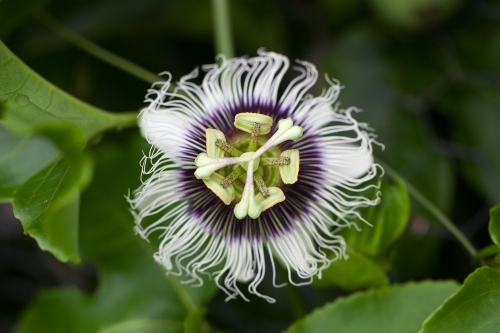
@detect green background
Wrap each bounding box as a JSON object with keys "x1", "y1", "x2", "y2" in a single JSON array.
[{"x1": 1, "y1": 0, "x2": 500, "y2": 332}]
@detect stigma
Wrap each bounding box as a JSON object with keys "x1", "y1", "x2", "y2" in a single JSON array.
[{"x1": 194, "y1": 112, "x2": 303, "y2": 219}]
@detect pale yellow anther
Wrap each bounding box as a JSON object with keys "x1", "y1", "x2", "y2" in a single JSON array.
[
  {"x1": 202, "y1": 173, "x2": 234, "y2": 205},
  {"x1": 279, "y1": 149, "x2": 300, "y2": 184},
  {"x1": 255, "y1": 187, "x2": 286, "y2": 212},
  {"x1": 239, "y1": 152, "x2": 260, "y2": 172},
  {"x1": 234, "y1": 113, "x2": 273, "y2": 135},
  {"x1": 206, "y1": 128, "x2": 226, "y2": 158}
]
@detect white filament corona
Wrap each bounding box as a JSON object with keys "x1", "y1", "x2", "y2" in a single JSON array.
[{"x1": 128, "y1": 50, "x2": 382, "y2": 303}]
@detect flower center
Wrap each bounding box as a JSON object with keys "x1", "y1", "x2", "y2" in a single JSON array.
[{"x1": 194, "y1": 112, "x2": 303, "y2": 219}]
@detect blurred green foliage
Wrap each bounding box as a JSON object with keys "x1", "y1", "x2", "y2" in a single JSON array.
[{"x1": 1, "y1": 0, "x2": 500, "y2": 332}]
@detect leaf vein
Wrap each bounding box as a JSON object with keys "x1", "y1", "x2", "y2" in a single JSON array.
[{"x1": 0, "y1": 56, "x2": 13, "y2": 68}]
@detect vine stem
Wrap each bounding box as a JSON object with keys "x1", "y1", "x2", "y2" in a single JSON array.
[
  {"x1": 377, "y1": 158, "x2": 478, "y2": 258},
  {"x1": 34, "y1": 10, "x2": 161, "y2": 85},
  {"x1": 211, "y1": 0, "x2": 235, "y2": 58}
]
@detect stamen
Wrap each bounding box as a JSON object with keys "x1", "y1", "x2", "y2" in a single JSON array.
[
  {"x1": 254, "y1": 174, "x2": 270, "y2": 198},
  {"x1": 221, "y1": 166, "x2": 245, "y2": 188},
  {"x1": 247, "y1": 122, "x2": 261, "y2": 152},
  {"x1": 215, "y1": 139, "x2": 242, "y2": 157},
  {"x1": 261, "y1": 157, "x2": 291, "y2": 167}
]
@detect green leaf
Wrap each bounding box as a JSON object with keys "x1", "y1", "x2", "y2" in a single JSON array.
[
  {"x1": 287, "y1": 281, "x2": 459, "y2": 333},
  {"x1": 14, "y1": 134, "x2": 217, "y2": 333},
  {"x1": 2, "y1": 94, "x2": 68, "y2": 134},
  {"x1": 2, "y1": 94, "x2": 88, "y2": 157},
  {"x1": 0, "y1": 39, "x2": 136, "y2": 141},
  {"x1": 489, "y1": 203, "x2": 500, "y2": 247},
  {"x1": 0, "y1": 41, "x2": 137, "y2": 261},
  {"x1": 12, "y1": 156, "x2": 92, "y2": 263},
  {"x1": 2, "y1": 95, "x2": 93, "y2": 262},
  {"x1": 0, "y1": 124, "x2": 57, "y2": 200},
  {"x1": 341, "y1": 176, "x2": 410, "y2": 258},
  {"x1": 420, "y1": 267, "x2": 500, "y2": 333},
  {"x1": 313, "y1": 248, "x2": 388, "y2": 290}
]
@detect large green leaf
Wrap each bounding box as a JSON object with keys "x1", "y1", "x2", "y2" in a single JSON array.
[
  {"x1": 420, "y1": 267, "x2": 500, "y2": 333},
  {"x1": 14, "y1": 133, "x2": 217, "y2": 333},
  {"x1": 0, "y1": 40, "x2": 137, "y2": 262},
  {"x1": 341, "y1": 176, "x2": 410, "y2": 258},
  {"x1": 287, "y1": 281, "x2": 459, "y2": 333},
  {"x1": 3, "y1": 95, "x2": 93, "y2": 262},
  {"x1": 313, "y1": 247, "x2": 388, "y2": 290},
  {"x1": 12, "y1": 157, "x2": 91, "y2": 263}
]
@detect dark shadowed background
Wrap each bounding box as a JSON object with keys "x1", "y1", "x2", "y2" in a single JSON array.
[{"x1": 1, "y1": 0, "x2": 499, "y2": 332}]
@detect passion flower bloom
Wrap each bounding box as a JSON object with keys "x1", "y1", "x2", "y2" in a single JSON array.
[{"x1": 129, "y1": 50, "x2": 381, "y2": 303}]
